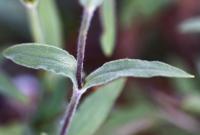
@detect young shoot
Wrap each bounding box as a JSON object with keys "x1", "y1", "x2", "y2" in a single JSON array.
[{"x1": 2, "y1": 0, "x2": 194, "y2": 135}]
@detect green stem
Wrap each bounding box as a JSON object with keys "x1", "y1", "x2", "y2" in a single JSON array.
[{"x1": 27, "y1": 6, "x2": 45, "y2": 43}]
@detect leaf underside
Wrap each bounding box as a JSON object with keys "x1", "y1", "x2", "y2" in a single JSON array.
[
  {"x1": 84, "y1": 59, "x2": 194, "y2": 89},
  {"x1": 3, "y1": 43, "x2": 77, "y2": 87}
]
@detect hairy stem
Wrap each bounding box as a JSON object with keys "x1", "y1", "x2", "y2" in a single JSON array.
[
  {"x1": 27, "y1": 6, "x2": 45, "y2": 43},
  {"x1": 60, "y1": 7, "x2": 95, "y2": 135},
  {"x1": 76, "y1": 8, "x2": 94, "y2": 89},
  {"x1": 60, "y1": 90, "x2": 83, "y2": 135}
]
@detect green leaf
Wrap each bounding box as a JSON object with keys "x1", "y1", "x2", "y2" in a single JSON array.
[
  {"x1": 84, "y1": 59, "x2": 194, "y2": 89},
  {"x1": 79, "y1": 0, "x2": 104, "y2": 10},
  {"x1": 180, "y1": 18, "x2": 200, "y2": 33},
  {"x1": 168, "y1": 56, "x2": 199, "y2": 95},
  {"x1": 159, "y1": 125, "x2": 196, "y2": 135},
  {"x1": 27, "y1": 6, "x2": 45, "y2": 43},
  {"x1": 69, "y1": 79, "x2": 126, "y2": 135},
  {"x1": 95, "y1": 104, "x2": 155, "y2": 135},
  {"x1": 3, "y1": 43, "x2": 77, "y2": 88},
  {"x1": 34, "y1": 77, "x2": 69, "y2": 123},
  {"x1": 182, "y1": 95, "x2": 200, "y2": 114},
  {"x1": 0, "y1": 72, "x2": 27, "y2": 103},
  {"x1": 0, "y1": 123, "x2": 25, "y2": 135},
  {"x1": 100, "y1": 0, "x2": 116, "y2": 57},
  {"x1": 39, "y1": 0, "x2": 63, "y2": 47},
  {"x1": 120, "y1": 0, "x2": 170, "y2": 27}
]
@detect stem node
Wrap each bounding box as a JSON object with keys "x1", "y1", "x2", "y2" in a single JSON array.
[{"x1": 60, "y1": 7, "x2": 95, "y2": 135}]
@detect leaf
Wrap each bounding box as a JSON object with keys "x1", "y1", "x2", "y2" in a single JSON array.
[
  {"x1": 179, "y1": 18, "x2": 200, "y2": 33},
  {"x1": 34, "y1": 77, "x2": 69, "y2": 122},
  {"x1": 159, "y1": 126, "x2": 195, "y2": 135},
  {"x1": 182, "y1": 95, "x2": 200, "y2": 114},
  {"x1": 38, "y1": 0, "x2": 65, "y2": 96},
  {"x1": 95, "y1": 104, "x2": 155, "y2": 135},
  {"x1": 120, "y1": 0, "x2": 170, "y2": 27},
  {"x1": 39, "y1": 0, "x2": 63, "y2": 47},
  {"x1": 100, "y1": 0, "x2": 116, "y2": 57},
  {"x1": 84, "y1": 59, "x2": 194, "y2": 89},
  {"x1": 0, "y1": 123, "x2": 25, "y2": 135},
  {"x1": 0, "y1": 72, "x2": 27, "y2": 103},
  {"x1": 168, "y1": 56, "x2": 199, "y2": 95},
  {"x1": 79, "y1": 0, "x2": 104, "y2": 10},
  {"x1": 69, "y1": 79, "x2": 126, "y2": 135},
  {"x1": 3, "y1": 43, "x2": 78, "y2": 88}
]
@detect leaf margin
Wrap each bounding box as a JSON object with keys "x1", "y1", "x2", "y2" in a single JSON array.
[
  {"x1": 3, "y1": 43, "x2": 78, "y2": 88},
  {"x1": 69, "y1": 78, "x2": 126, "y2": 135},
  {"x1": 84, "y1": 59, "x2": 194, "y2": 89}
]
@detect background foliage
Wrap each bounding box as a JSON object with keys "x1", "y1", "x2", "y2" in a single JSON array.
[{"x1": 0, "y1": 0, "x2": 200, "y2": 135}]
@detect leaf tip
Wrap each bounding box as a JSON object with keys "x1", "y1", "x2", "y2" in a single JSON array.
[
  {"x1": 188, "y1": 74, "x2": 195, "y2": 78},
  {"x1": 2, "y1": 46, "x2": 18, "y2": 63},
  {"x1": 79, "y1": 0, "x2": 104, "y2": 11},
  {"x1": 102, "y1": 49, "x2": 113, "y2": 57},
  {"x1": 2, "y1": 48, "x2": 11, "y2": 59},
  {"x1": 180, "y1": 72, "x2": 195, "y2": 78},
  {"x1": 179, "y1": 18, "x2": 200, "y2": 33}
]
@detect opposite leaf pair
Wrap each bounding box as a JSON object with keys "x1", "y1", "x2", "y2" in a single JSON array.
[{"x1": 3, "y1": 43, "x2": 194, "y2": 92}]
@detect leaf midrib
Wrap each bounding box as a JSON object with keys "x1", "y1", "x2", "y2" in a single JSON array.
[
  {"x1": 86, "y1": 66, "x2": 180, "y2": 81},
  {"x1": 10, "y1": 52, "x2": 76, "y2": 70}
]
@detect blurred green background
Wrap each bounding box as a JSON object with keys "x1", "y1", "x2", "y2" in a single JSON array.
[{"x1": 0, "y1": 0, "x2": 200, "y2": 135}]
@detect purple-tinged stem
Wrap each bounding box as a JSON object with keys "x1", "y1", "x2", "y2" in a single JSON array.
[
  {"x1": 60, "y1": 90, "x2": 83, "y2": 135},
  {"x1": 76, "y1": 8, "x2": 94, "y2": 89}
]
